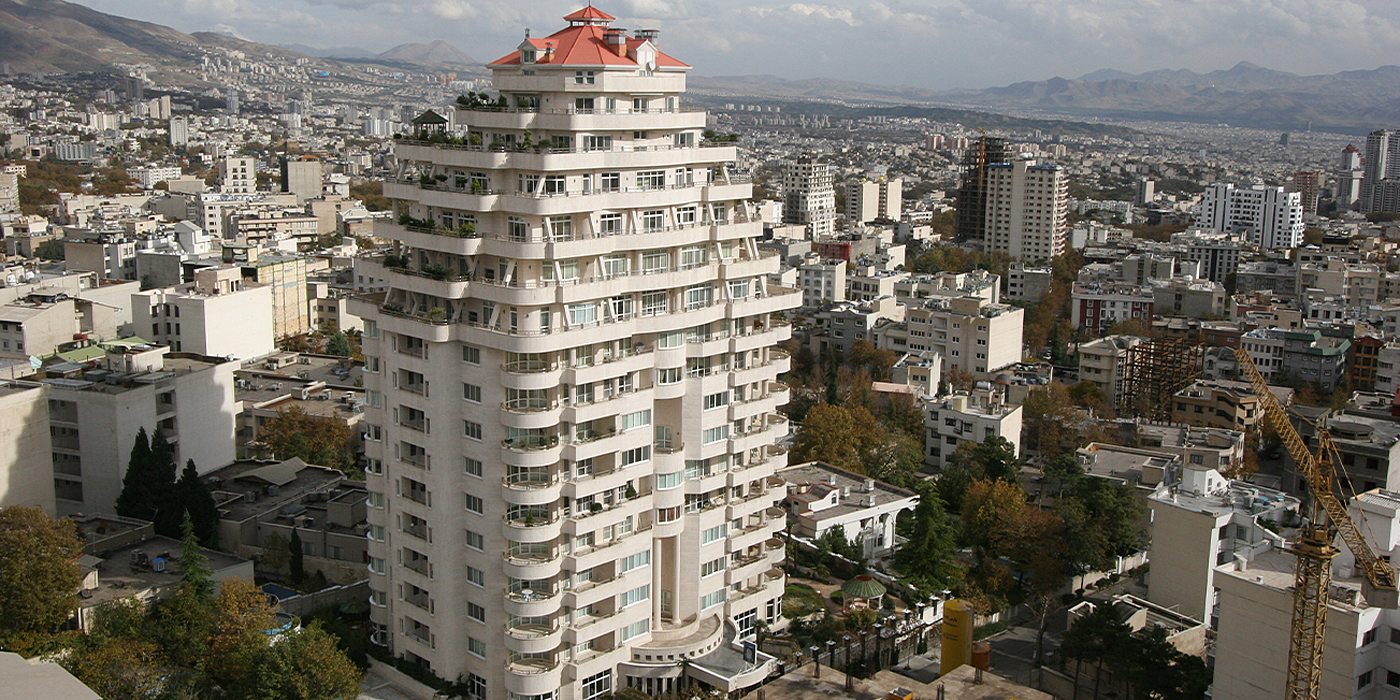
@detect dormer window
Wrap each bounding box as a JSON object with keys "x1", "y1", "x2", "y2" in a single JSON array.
[{"x1": 522, "y1": 49, "x2": 537, "y2": 64}]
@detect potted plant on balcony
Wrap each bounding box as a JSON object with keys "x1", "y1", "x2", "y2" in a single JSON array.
[
  {"x1": 455, "y1": 175, "x2": 468, "y2": 189},
  {"x1": 469, "y1": 133, "x2": 482, "y2": 147},
  {"x1": 590, "y1": 502, "x2": 603, "y2": 514},
  {"x1": 427, "y1": 307, "x2": 447, "y2": 322},
  {"x1": 624, "y1": 483, "x2": 638, "y2": 500}
]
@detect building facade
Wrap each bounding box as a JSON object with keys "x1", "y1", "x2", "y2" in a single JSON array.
[
  {"x1": 1194, "y1": 183, "x2": 1304, "y2": 250},
  {"x1": 981, "y1": 159, "x2": 1068, "y2": 263},
  {"x1": 354, "y1": 10, "x2": 795, "y2": 699},
  {"x1": 782, "y1": 157, "x2": 835, "y2": 239}
]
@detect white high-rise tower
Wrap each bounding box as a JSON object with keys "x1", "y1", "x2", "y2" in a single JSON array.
[{"x1": 354, "y1": 8, "x2": 798, "y2": 700}]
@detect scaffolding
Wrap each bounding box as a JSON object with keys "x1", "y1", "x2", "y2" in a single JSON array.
[
  {"x1": 1118, "y1": 337, "x2": 1204, "y2": 421},
  {"x1": 954, "y1": 136, "x2": 1008, "y2": 242}
]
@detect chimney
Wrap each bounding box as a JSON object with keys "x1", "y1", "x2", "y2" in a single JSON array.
[
  {"x1": 542, "y1": 41, "x2": 555, "y2": 63},
  {"x1": 605, "y1": 28, "x2": 628, "y2": 57},
  {"x1": 635, "y1": 28, "x2": 660, "y2": 45}
]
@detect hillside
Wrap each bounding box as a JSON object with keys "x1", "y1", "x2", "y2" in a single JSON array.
[{"x1": 377, "y1": 40, "x2": 475, "y2": 66}]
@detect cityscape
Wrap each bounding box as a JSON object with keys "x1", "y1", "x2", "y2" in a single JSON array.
[{"x1": 4, "y1": 2, "x2": 1400, "y2": 700}]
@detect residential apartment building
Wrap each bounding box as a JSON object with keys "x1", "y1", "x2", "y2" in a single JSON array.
[
  {"x1": 1194, "y1": 183, "x2": 1304, "y2": 250},
  {"x1": 132, "y1": 265, "x2": 276, "y2": 360},
  {"x1": 1147, "y1": 462, "x2": 1299, "y2": 625},
  {"x1": 1152, "y1": 277, "x2": 1227, "y2": 319},
  {"x1": 0, "y1": 380, "x2": 55, "y2": 515},
  {"x1": 903, "y1": 295, "x2": 1023, "y2": 375},
  {"x1": 797, "y1": 258, "x2": 845, "y2": 307},
  {"x1": 844, "y1": 176, "x2": 902, "y2": 227},
  {"x1": 1242, "y1": 327, "x2": 1351, "y2": 392},
  {"x1": 1171, "y1": 379, "x2": 1289, "y2": 431},
  {"x1": 807, "y1": 297, "x2": 903, "y2": 358},
  {"x1": 1361, "y1": 129, "x2": 1400, "y2": 213},
  {"x1": 782, "y1": 157, "x2": 835, "y2": 239},
  {"x1": 353, "y1": 10, "x2": 795, "y2": 698},
  {"x1": 1173, "y1": 229, "x2": 1246, "y2": 285},
  {"x1": 1077, "y1": 335, "x2": 1145, "y2": 412},
  {"x1": 1234, "y1": 259, "x2": 1299, "y2": 299},
  {"x1": 35, "y1": 343, "x2": 237, "y2": 516},
  {"x1": 1215, "y1": 489, "x2": 1400, "y2": 699},
  {"x1": 981, "y1": 159, "x2": 1068, "y2": 263},
  {"x1": 281, "y1": 156, "x2": 323, "y2": 204},
  {"x1": 1071, "y1": 282, "x2": 1155, "y2": 335},
  {"x1": 219, "y1": 155, "x2": 256, "y2": 195},
  {"x1": 923, "y1": 388, "x2": 1022, "y2": 469},
  {"x1": 1006, "y1": 263, "x2": 1052, "y2": 302}
]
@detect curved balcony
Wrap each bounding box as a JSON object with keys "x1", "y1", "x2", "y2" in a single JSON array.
[
  {"x1": 653, "y1": 506, "x2": 685, "y2": 538},
  {"x1": 500, "y1": 398, "x2": 564, "y2": 429},
  {"x1": 502, "y1": 550, "x2": 563, "y2": 580},
  {"x1": 500, "y1": 436, "x2": 563, "y2": 468},
  {"x1": 504, "y1": 588, "x2": 563, "y2": 618},
  {"x1": 501, "y1": 511, "x2": 563, "y2": 544},
  {"x1": 652, "y1": 377, "x2": 686, "y2": 400},
  {"x1": 505, "y1": 622, "x2": 564, "y2": 654},
  {"x1": 504, "y1": 655, "x2": 563, "y2": 696},
  {"x1": 501, "y1": 473, "x2": 563, "y2": 507},
  {"x1": 501, "y1": 360, "x2": 564, "y2": 390},
  {"x1": 653, "y1": 439, "x2": 686, "y2": 472},
  {"x1": 651, "y1": 482, "x2": 686, "y2": 510},
  {"x1": 726, "y1": 552, "x2": 772, "y2": 586}
]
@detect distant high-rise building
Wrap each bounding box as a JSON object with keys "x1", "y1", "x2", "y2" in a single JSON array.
[
  {"x1": 954, "y1": 136, "x2": 1008, "y2": 241},
  {"x1": 1195, "y1": 183, "x2": 1304, "y2": 250},
  {"x1": 226, "y1": 88, "x2": 240, "y2": 115},
  {"x1": 782, "y1": 156, "x2": 835, "y2": 238},
  {"x1": 1292, "y1": 171, "x2": 1320, "y2": 214},
  {"x1": 219, "y1": 155, "x2": 255, "y2": 195},
  {"x1": 168, "y1": 116, "x2": 189, "y2": 148},
  {"x1": 125, "y1": 75, "x2": 144, "y2": 103},
  {"x1": 980, "y1": 159, "x2": 1068, "y2": 263},
  {"x1": 844, "y1": 176, "x2": 902, "y2": 227},
  {"x1": 1135, "y1": 178, "x2": 1155, "y2": 205},
  {"x1": 1336, "y1": 144, "x2": 1364, "y2": 208},
  {"x1": 1277, "y1": 132, "x2": 1290, "y2": 146},
  {"x1": 1362, "y1": 129, "x2": 1400, "y2": 213},
  {"x1": 280, "y1": 156, "x2": 321, "y2": 204}
]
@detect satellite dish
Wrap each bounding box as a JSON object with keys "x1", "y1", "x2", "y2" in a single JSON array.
[{"x1": 645, "y1": 58, "x2": 656, "y2": 72}]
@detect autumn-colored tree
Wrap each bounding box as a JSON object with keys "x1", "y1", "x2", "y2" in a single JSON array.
[
  {"x1": 847, "y1": 339, "x2": 897, "y2": 382},
  {"x1": 242, "y1": 623, "x2": 364, "y2": 700},
  {"x1": 206, "y1": 578, "x2": 278, "y2": 688},
  {"x1": 0, "y1": 506, "x2": 83, "y2": 645},
  {"x1": 1021, "y1": 381, "x2": 1087, "y2": 458},
  {"x1": 68, "y1": 638, "x2": 184, "y2": 700},
  {"x1": 791, "y1": 403, "x2": 882, "y2": 471},
  {"x1": 256, "y1": 406, "x2": 355, "y2": 471},
  {"x1": 1068, "y1": 380, "x2": 1110, "y2": 415}
]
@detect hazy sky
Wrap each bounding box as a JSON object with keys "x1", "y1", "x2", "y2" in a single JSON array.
[{"x1": 82, "y1": 0, "x2": 1400, "y2": 89}]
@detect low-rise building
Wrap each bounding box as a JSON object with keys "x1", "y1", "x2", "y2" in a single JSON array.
[
  {"x1": 1152, "y1": 277, "x2": 1228, "y2": 319},
  {"x1": 1072, "y1": 282, "x2": 1155, "y2": 335},
  {"x1": 797, "y1": 258, "x2": 846, "y2": 307},
  {"x1": 1077, "y1": 335, "x2": 1145, "y2": 412},
  {"x1": 0, "y1": 379, "x2": 55, "y2": 515},
  {"x1": 778, "y1": 461, "x2": 918, "y2": 560},
  {"x1": 902, "y1": 295, "x2": 1024, "y2": 375},
  {"x1": 1007, "y1": 263, "x2": 1053, "y2": 302},
  {"x1": 1147, "y1": 462, "x2": 1299, "y2": 624},
  {"x1": 35, "y1": 344, "x2": 237, "y2": 515},
  {"x1": 132, "y1": 265, "x2": 276, "y2": 360},
  {"x1": 923, "y1": 388, "x2": 1023, "y2": 470},
  {"x1": 1171, "y1": 378, "x2": 1293, "y2": 431}
]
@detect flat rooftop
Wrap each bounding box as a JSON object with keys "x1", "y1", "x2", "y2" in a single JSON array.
[
  {"x1": 205, "y1": 458, "x2": 347, "y2": 523},
  {"x1": 780, "y1": 461, "x2": 918, "y2": 522},
  {"x1": 83, "y1": 534, "x2": 247, "y2": 608},
  {"x1": 743, "y1": 665, "x2": 1050, "y2": 700}
]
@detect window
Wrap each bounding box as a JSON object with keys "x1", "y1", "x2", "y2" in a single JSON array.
[
  {"x1": 464, "y1": 420, "x2": 482, "y2": 441},
  {"x1": 574, "y1": 70, "x2": 596, "y2": 84},
  {"x1": 701, "y1": 589, "x2": 725, "y2": 609},
  {"x1": 601, "y1": 172, "x2": 621, "y2": 191},
  {"x1": 642, "y1": 250, "x2": 668, "y2": 272},
  {"x1": 656, "y1": 471, "x2": 683, "y2": 490},
  {"x1": 464, "y1": 493, "x2": 484, "y2": 514},
  {"x1": 568, "y1": 302, "x2": 598, "y2": 326},
  {"x1": 467, "y1": 602, "x2": 486, "y2": 623},
  {"x1": 642, "y1": 210, "x2": 665, "y2": 232},
  {"x1": 658, "y1": 331, "x2": 682, "y2": 348},
  {"x1": 701, "y1": 557, "x2": 725, "y2": 577},
  {"x1": 728, "y1": 279, "x2": 750, "y2": 299},
  {"x1": 620, "y1": 619, "x2": 650, "y2": 642},
  {"x1": 1359, "y1": 670, "x2": 1373, "y2": 690},
  {"x1": 703, "y1": 425, "x2": 730, "y2": 444},
  {"x1": 1388, "y1": 671, "x2": 1400, "y2": 688},
  {"x1": 467, "y1": 566, "x2": 485, "y2": 587},
  {"x1": 677, "y1": 205, "x2": 697, "y2": 226},
  {"x1": 701, "y1": 524, "x2": 728, "y2": 544},
  {"x1": 1364, "y1": 628, "x2": 1378, "y2": 646},
  {"x1": 582, "y1": 670, "x2": 612, "y2": 700},
  {"x1": 704, "y1": 391, "x2": 730, "y2": 410},
  {"x1": 575, "y1": 97, "x2": 595, "y2": 111},
  {"x1": 602, "y1": 254, "x2": 628, "y2": 277},
  {"x1": 508, "y1": 216, "x2": 529, "y2": 242},
  {"x1": 620, "y1": 410, "x2": 651, "y2": 432},
  {"x1": 465, "y1": 530, "x2": 484, "y2": 550},
  {"x1": 620, "y1": 584, "x2": 650, "y2": 609},
  {"x1": 621, "y1": 445, "x2": 651, "y2": 466},
  {"x1": 680, "y1": 245, "x2": 706, "y2": 269},
  {"x1": 712, "y1": 203, "x2": 728, "y2": 223},
  {"x1": 587, "y1": 135, "x2": 613, "y2": 152},
  {"x1": 658, "y1": 367, "x2": 682, "y2": 384},
  {"x1": 462, "y1": 345, "x2": 481, "y2": 364},
  {"x1": 464, "y1": 457, "x2": 483, "y2": 477},
  {"x1": 548, "y1": 216, "x2": 573, "y2": 240},
  {"x1": 638, "y1": 170, "x2": 665, "y2": 190},
  {"x1": 685, "y1": 284, "x2": 713, "y2": 310},
  {"x1": 619, "y1": 550, "x2": 651, "y2": 574},
  {"x1": 463, "y1": 383, "x2": 482, "y2": 403}
]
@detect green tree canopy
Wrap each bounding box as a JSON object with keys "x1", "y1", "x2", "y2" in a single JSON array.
[{"x1": 893, "y1": 484, "x2": 962, "y2": 590}]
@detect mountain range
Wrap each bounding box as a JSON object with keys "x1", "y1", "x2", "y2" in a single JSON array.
[{"x1": 282, "y1": 39, "x2": 476, "y2": 66}]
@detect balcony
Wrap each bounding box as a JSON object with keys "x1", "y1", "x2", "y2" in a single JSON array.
[
  {"x1": 504, "y1": 654, "x2": 563, "y2": 696},
  {"x1": 502, "y1": 549, "x2": 562, "y2": 579},
  {"x1": 505, "y1": 587, "x2": 563, "y2": 618},
  {"x1": 505, "y1": 622, "x2": 563, "y2": 654},
  {"x1": 501, "y1": 473, "x2": 563, "y2": 507}
]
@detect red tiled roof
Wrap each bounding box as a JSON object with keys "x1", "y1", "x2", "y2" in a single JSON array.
[
  {"x1": 564, "y1": 6, "x2": 615, "y2": 21},
  {"x1": 488, "y1": 24, "x2": 689, "y2": 69}
]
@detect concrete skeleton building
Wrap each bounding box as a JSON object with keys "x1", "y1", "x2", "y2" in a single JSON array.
[{"x1": 353, "y1": 9, "x2": 796, "y2": 699}]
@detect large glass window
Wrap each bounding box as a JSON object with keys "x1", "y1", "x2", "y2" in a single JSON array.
[
  {"x1": 637, "y1": 170, "x2": 665, "y2": 190},
  {"x1": 642, "y1": 210, "x2": 665, "y2": 232}
]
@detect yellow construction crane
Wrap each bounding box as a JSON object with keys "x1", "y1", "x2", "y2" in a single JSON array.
[{"x1": 1233, "y1": 348, "x2": 1399, "y2": 700}]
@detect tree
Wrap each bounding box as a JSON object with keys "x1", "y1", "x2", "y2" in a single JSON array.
[
  {"x1": 241, "y1": 623, "x2": 363, "y2": 700},
  {"x1": 257, "y1": 406, "x2": 355, "y2": 472},
  {"x1": 1043, "y1": 454, "x2": 1083, "y2": 484},
  {"x1": 1022, "y1": 382, "x2": 1087, "y2": 458},
  {"x1": 206, "y1": 578, "x2": 278, "y2": 689},
  {"x1": 35, "y1": 238, "x2": 65, "y2": 261},
  {"x1": 259, "y1": 531, "x2": 291, "y2": 574},
  {"x1": 115, "y1": 427, "x2": 155, "y2": 520},
  {"x1": 0, "y1": 506, "x2": 83, "y2": 645},
  {"x1": 893, "y1": 485, "x2": 962, "y2": 590},
  {"x1": 148, "y1": 430, "x2": 181, "y2": 537},
  {"x1": 88, "y1": 599, "x2": 148, "y2": 643},
  {"x1": 67, "y1": 638, "x2": 184, "y2": 700},
  {"x1": 791, "y1": 403, "x2": 881, "y2": 471},
  {"x1": 1061, "y1": 601, "x2": 1132, "y2": 698},
  {"x1": 324, "y1": 332, "x2": 353, "y2": 358},
  {"x1": 176, "y1": 459, "x2": 220, "y2": 547},
  {"x1": 938, "y1": 436, "x2": 1023, "y2": 510},
  {"x1": 1068, "y1": 381, "x2": 1109, "y2": 415},
  {"x1": 289, "y1": 529, "x2": 306, "y2": 583}
]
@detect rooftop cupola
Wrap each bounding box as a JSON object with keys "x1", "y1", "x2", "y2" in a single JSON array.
[{"x1": 564, "y1": 5, "x2": 615, "y2": 26}]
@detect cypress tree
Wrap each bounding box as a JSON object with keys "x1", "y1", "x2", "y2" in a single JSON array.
[
  {"x1": 115, "y1": 428, "x2": 153, "y2": 520},
  {"x1": 177, "y1": 459, "x2": 220, "y2": 548},
  {"x1": 288, "y1": 529, "x2": 305, "y2": 584},
  {"x1": 150, "y1": 430, "x2": 182, "y2": 537}
]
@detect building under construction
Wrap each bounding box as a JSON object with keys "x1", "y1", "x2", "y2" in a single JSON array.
[
  {"x1": 1118, "y1": 337, "x2": 1205, "y2": 421},
  {"x1": 954, "y1": 136, "x2": 1009, "y2": 241}
]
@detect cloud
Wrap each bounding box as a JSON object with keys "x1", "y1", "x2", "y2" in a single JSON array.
[{"x1": 78, "y1": 0, "x2": 1400, "y2": 89}]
